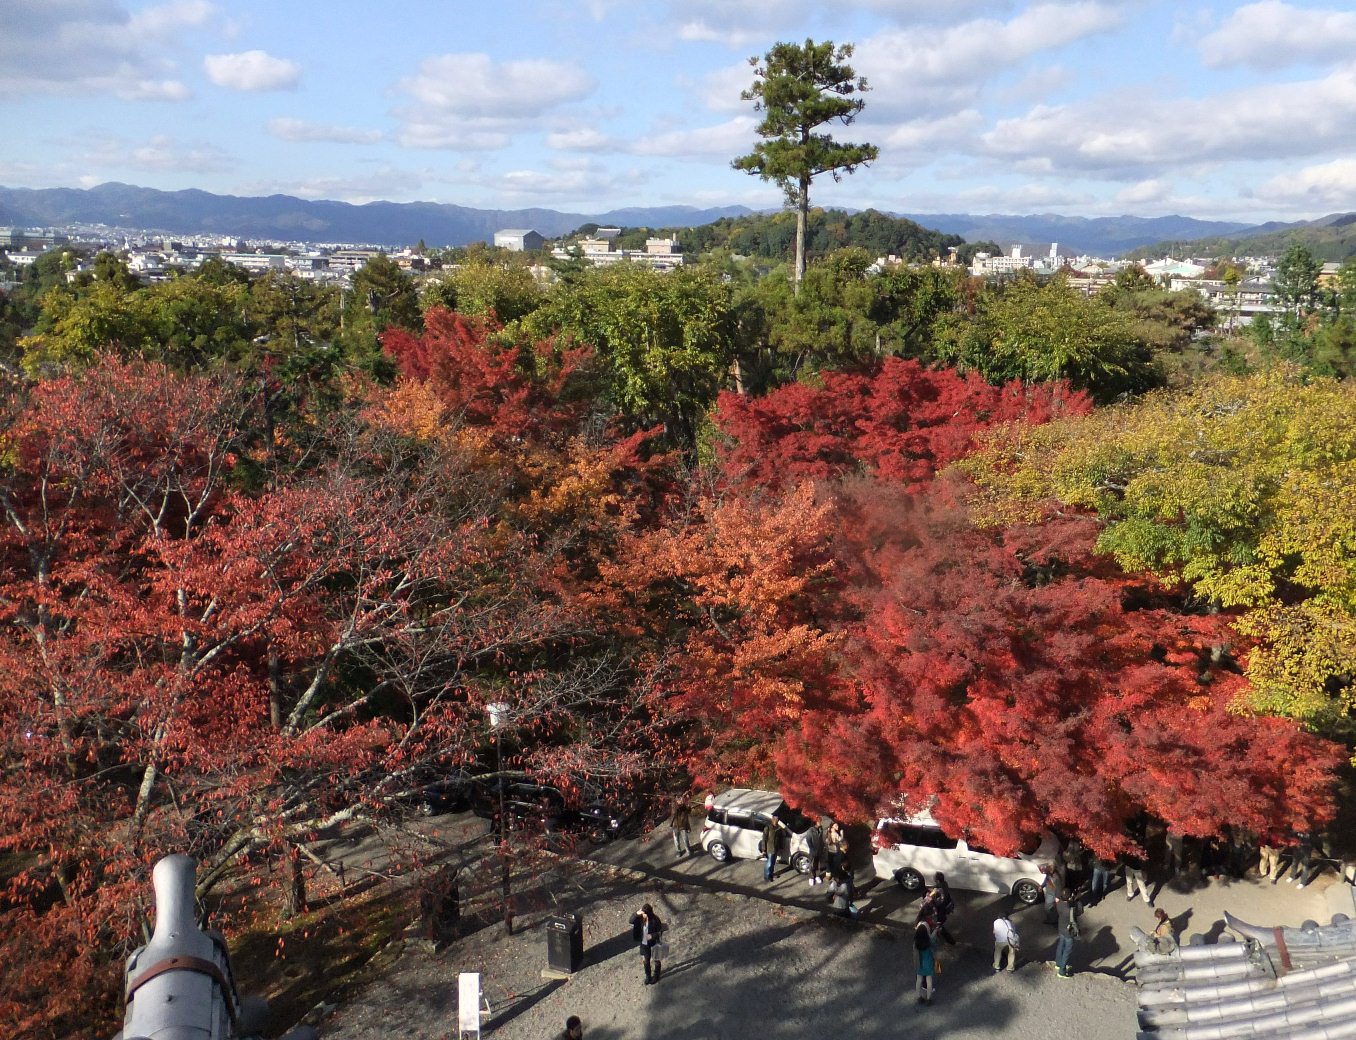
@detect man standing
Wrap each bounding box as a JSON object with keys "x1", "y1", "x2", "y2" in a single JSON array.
[
  {"x1": 1120, "y1": 850, "x2": 1152, "y2": 906},
  {"x1": 762, "y1": 817, "x2": 783, "y2": 882},
  {"x1": 670, "y1": 799, "x2": 691, "y2": 858},
  {"x1": 1040, "y1": 863, "x2": 1059, "y2": 924},
  {"x1": 993, "y1": 914, "x2": 1020, "y2": 972},
  {"x1": 1089, "y1": 856, "x2": 1114, "y2": 905},
  {"x1": 1054, "y1": 888, "x2": 1079, "y2": 978}
]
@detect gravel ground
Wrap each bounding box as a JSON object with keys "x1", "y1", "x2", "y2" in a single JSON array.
[
  {"x1": 315, "y1": 818, "x2": 1344, "y2": 1040},
  {"x1": 321, "y1": 859, "x2": 1137, "y2": 1040}
]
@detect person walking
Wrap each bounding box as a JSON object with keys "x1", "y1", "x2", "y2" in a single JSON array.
[
  {"x1": 1040, "y1": 863, "x2": 1059, "y2": 924},
  {"x1": 1258, "y1": 836, "x2": 1283, "y2": 881},
  {"x1": 762, "y1": 817, "x2": 783, "y2": 882},
  {"x1": 560, "y1": 1014, "x2": 583, "y2": 1040},
  {"x1": 1120, "y1": 850, "x2": 1152, "y2": 906},
  {"x1": 1284, "y1": 831, "x2": 1320, "y2": 888},
  {"x1": 914, "y1": 917, "x2": 937, "y2": 1005},
  {"x1": 1089, "y1": 856, "x2": 1115, "y2": 905},
  {"x1": 805, "y1": 820, "x2": 824, "y2": 886},
  {"x1": 1054, "y1": 888, "x2": 1079, "y2": 978},
  {"x1": 993, "y1": 914, "x2": 1020, "y2": 972},
  {"x1": 922, "y1": 877, "x2": 957, "y2": 945},
  {"x1": 630, "y1": 903, "x2": 666, "y2": 985},
  {"x1": 669, "y1": 799, "x2": 691, "y2": 859},
  {"x1": 1164, "y1": 829, "x2": 1186, "y2": 878}
]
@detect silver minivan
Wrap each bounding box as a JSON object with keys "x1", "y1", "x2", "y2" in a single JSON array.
[
  {"x1": 871, "y1": 812, "x2": 1058, "y2": 904},
  {"x1": 700, "y1": 789, "x2": 817, "y2": 873}
]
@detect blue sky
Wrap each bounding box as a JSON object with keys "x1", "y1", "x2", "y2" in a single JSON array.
[{"x1": 3, "y1": 0, "x2": 1356, "y2": 221}]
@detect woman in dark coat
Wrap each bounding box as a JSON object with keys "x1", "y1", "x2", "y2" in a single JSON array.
[{"x1": 631, "y1": 903, "x2": 666, "y2": 984}]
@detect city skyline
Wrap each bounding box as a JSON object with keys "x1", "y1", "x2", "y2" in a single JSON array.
[{"x1": 2, "y1": 0, "x2": 1355, "y2": 223}]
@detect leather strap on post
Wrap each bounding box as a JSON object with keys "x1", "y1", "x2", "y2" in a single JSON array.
[{"x1": 125, "y1": 955, "x2": 240, "y2": 1029}]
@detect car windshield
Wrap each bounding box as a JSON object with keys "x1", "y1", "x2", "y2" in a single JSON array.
[{"x1": 773, "y1": 802, "x2": 814, "y2": 834}]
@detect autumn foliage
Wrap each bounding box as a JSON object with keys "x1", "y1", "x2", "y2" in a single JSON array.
[
  {"x1": 712, "y1": 357, "x2": 1090, "y2": 489},
  {"x1": 0, "y1": 298, "x2": 1347, "y2": 1040}
]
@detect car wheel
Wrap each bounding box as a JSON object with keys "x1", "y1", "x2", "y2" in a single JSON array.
[
  {"x1": 1013, "y1": 879, "x2": 1041, "y2": 905},
  {"x1": 897, "y1": 867, "x2": 924, "y2": 892},
  {"x1": 708, "y1": 840, "x2": 730, "y2": 863},
  {"x1": 418, "y1": 800, "x2": 436, "y2": 817},
  {"x1": 587, "y1": 827, "x2": 609, "y2": 846},
  {"x1": 791, "y1": 852, "x2": 811, "y2": 874}
]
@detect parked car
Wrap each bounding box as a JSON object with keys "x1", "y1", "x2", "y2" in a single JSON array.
[
  {"x1": 700, "y1": 788, "x2": 818, "y2": 872},
  {"x1": 870, "y1": 813, "x2": 1058, "y2": 904},
  {"x1": 414, "y1": 771, "x2": 481, "y2": 816}
]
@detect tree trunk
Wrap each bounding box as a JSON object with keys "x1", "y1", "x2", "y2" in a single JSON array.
[
  {"x1": 284, "y1": 842, "x2": 307, "y2": 919},
  {"x1": 794, "y1": 177, "x2": 809, "y2": 295},
  {"x1": 268, "y1": 645, "x2": 282, "y2": 730}
]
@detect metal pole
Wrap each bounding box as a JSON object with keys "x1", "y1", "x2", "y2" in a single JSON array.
[{"x1": 496, "y1": 734, "x2": 512, "y2": 935}]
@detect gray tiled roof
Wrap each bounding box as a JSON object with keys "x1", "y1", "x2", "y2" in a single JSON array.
[{"x1": 1135, "y1": 916, "x2": 1356, "y2": 1039}]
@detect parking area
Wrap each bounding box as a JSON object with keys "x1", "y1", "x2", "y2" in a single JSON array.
[{"x1": 582, "y1": 815, "x2": 1345, "y2": 978}]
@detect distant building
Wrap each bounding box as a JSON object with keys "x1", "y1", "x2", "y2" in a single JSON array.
[
  {"x1": 220, "y1": 252, "x2": 287, "y2": 273},
  {"x1": 493, "y1": 229, "x2": 545, "y2": 252},
  {"x1": 327, "y1": 249, "x2": 381, "y2": 273}
]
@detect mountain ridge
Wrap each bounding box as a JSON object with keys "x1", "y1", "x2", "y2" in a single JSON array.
[{"x1": 0, "y1": 182, "x2": 1331, "y2": 258}]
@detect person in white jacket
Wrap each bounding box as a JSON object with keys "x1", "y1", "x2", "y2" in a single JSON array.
[{"x1": 993, "y1": 915, "x2": 1020, "y2": 972}]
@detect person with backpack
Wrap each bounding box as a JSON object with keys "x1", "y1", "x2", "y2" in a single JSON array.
[
  {"x1": 1054, "y1": 888, "x2": 1079, "y2": 978},
  {"x1": 805, "y1": 820, "x2": 824, "y2": 886},
  {"x1": 993, "y1": 914, "x2": 1020, "y2": 972}
]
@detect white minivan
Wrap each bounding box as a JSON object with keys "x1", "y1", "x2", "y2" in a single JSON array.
[
  {"x1": 701, "y1": 789, "x2": 817, "y2": 873},
  {"x1": 870, "y1": 813, "x2": 1058, "y2": 904}
]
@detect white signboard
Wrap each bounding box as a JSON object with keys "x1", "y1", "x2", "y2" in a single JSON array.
[{"x1": 458, "y1": 972, "x2": 481, "y2": 1039}]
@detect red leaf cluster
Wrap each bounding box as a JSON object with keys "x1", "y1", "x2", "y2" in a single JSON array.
[{"x1": 713, "y1": 358, "x2": 1090, "y2": 490}]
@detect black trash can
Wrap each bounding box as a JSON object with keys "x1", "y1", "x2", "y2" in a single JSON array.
[{"x1": 546, "y1": 912, "x2": 584, "y2": 973}]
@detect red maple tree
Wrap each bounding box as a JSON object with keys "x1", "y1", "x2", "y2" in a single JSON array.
[
  {"x1": 776, "y1": 479, "x2": 1343, "y2": 855},
  {"x1": 712, "y1": 358, "x2": 1090, "y2": 490}
]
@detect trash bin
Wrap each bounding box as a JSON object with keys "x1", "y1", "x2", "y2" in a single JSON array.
[{"x1": 546, "y1": 912, "x2": 583, "y2": 973}]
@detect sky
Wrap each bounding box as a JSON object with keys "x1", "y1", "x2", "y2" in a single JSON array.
[{"x1": 2, "y1": 0, "x2": 1356, "y2": 222}]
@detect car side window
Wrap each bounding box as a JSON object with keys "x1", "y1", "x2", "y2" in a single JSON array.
[
  {"x1": 725, "y1": 811, "x2": 761, "y2": 831},
  {"x1": 908, "y1": 826, "x2": 959, "y2": 850}
]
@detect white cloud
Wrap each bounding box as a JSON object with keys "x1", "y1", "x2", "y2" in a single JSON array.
[
  {"x1": 669, "y1": 0, "x2": 813, "y2": 47},
  {"x1": 629, "y1": 117, "x2": 757, "y2": 160},
  {"x1": 79, "y1": 133, "x2": 231, "y2": 174},
  {"x1": 129, "y1": 0, "x2": 215, "y2": 35},
  {"x1": 204, "y1": 50, "x2": 300, "y2": 91},
  {"x1": 244, "y1": 168, "x2": 428, "y2": 205},
  {"x1": 268, "y1": 118, "x2": 382, "y2": 144},
  {"x1": 1255, "y1": 158, "x2": 1356, "y2": 211},
  {"x1": 497, "y1": 160, "x2": 636, "y2": 200},
  {"x1": 1198, "y1": 1, "x2": 1356, "y2": 70},
  {"x1": 0, "y1": 0, "x2": 200, "y2": 100},
  {"x1": 546, "y1": 128, "x2": 614, "y2": 150},
  {"x1": 696, "y1": 60, "x2": 757, "y2": 114},
  {"x1": 1113, "y1": 179, "x2": 1172, "y2": 207},
  {"x1": 854, "y1": 2, "x2": 1125, "y2": 115},
  {"x1": 982, "y1": 69, "x2": 1356, "y2": 177},
  {"x1": 393, "y1": 53, "x2": 596, "y2": 151},
  {"x1": 396, "y1": 53, "x2": 594, "y2": 120}
]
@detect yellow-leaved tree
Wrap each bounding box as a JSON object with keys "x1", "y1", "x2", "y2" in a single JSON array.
[{"x1": 963, "y1": 366, "x2": 1356, "y2": 730}]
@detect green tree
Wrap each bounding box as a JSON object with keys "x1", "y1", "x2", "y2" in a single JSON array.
[
  {"x1": 343, "y1": 254, "x2": 421, "y2": 353},
  {"x1": 422, "y1": 260, "x2": 541, "y2": 324},
  {"x1": 965, "y1": 368, "x2": 1356, "y2": 730},
  {"x1": 524, "y1": 263, "x2": 733, "y2": 447},
  {"x1": 935, "y1": 273, "x2": 1161, "y2": 402},
  {"x1": 732, "y1": 39, "x2": 878, "y2": 293},
  {"x1": 1272, "y1": 242, "x2": 1322, "y2": 329}
]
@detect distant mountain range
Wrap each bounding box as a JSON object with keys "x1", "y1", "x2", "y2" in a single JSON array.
[
  {"x1": 1125, "y1": 212, "x2": 1356, "y2": 262},
  {"x1": 0, "y1": 183, "x2": 1348, "y2": 259},
  {"x1": 0, "y1": 182, "x2": 753, "y2": 247},
  {"x1": 891, "y1": 212, "x2": 1255, "y2": 256}
]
